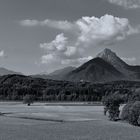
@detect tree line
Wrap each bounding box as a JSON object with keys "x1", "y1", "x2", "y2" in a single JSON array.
[{"x1": 0, "y1": 74, "x2": 139, "y2": 102}]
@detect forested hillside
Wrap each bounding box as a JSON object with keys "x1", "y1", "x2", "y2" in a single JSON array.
[{"x1": 0, "y1": 74, "x2": 140, "y2": 101}]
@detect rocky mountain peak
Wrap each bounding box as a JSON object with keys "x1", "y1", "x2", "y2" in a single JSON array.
[
  {"x1": 96, "y1": 48, "x2": 131, "y2": 75},
  {"x1": 97, "y1": 48, "x2": 117, "y2": 61}
]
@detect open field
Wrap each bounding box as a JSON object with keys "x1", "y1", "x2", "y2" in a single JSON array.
[{"x1": 0, "y1": 102, "x2": 140, "y2": 140}]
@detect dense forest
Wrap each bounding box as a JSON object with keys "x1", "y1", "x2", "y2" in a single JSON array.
[{"x1": 0, "y1": 74, "x2": 140, "y2": 102}]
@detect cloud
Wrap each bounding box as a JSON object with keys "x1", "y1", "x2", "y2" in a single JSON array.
[
  {"x1": 20, "y1": 20, "x2": 39, "y2": 26},
  {"x1": 40, "y1": 33, "x2": 68, "y2": 64},
  {"x1": 22, "y1": 15, "x2": 140, "y2": 69},
  {"x1": 0, "y1": 50, "x2": 5, "y2": 57},
  {"x1": 107, "y1": 0, "x2": 140, "y2": 9},
  {"x1": 121, "y1": 57, "x2": 136, "y2": 64},
  {"x1": 41, "y1": 54, "x2": 57, "y2": 64},
  {"x1": 21, "y1": 15, "x2": 139, "y2": 44},
  {"x1": 64, "y1": 46, "x2": 77, "y2": 57},
  {"x1": 20, "y1": 19, "x2": 75, "y2": 31},
  {"x1": 75, "y1": 15, "x2": 139, "y2": 46},
  {"x1": 40, "y1": 33, "x2": 68, "y2": 52},
  {"x1": 61, "y1": 56, "x2": 93, "y2": 65},
  {"x1": 40, "y1": 33, "x2": 83, "y2": 65}
]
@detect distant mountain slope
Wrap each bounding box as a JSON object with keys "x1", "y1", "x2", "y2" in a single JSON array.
[
  {"x1": 65, "y1": 58, "x2": 124, "y2": 82},
  {"x1": 0, "y1": 67, "x2": 21, "y2": 76},
  {"x1": 48, "y1": 66, "x2": 75, "y2": 76},
  {"x1": 32, "y1": 66, "x2": 76, "y2": 80}
]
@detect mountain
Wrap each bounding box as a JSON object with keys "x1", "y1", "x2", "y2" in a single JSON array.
[
  {"x1": 32, "y1": 48, "x2": 140, "y2": 83},
  {"x1": 32, "y1": 66, "x2": 76, "y2": 80},
  {"x1": 0, "y1": 67, "x2": 21, "y2": 76},
  {"x1": 63, "y1": 48, "x2": 140, "y2": 82},
  {"x1": 46, "y1": 66, "x2": 76, "y2": 80},
  {"x1": 97, "y1": 48, "x2": 140, "y2": 80},
  {"x1": 64, "y1": 57, "x2": 124, "y2": 83},
  {"x1": 48, "y1": 66, "x2": 75, "y2": 76},
  {"x1": 97, "y1": 48, "x2": 128, "y2": 72}
]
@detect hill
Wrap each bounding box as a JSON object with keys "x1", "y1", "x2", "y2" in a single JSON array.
[
  {"x1": 0, "y1": 67, "x2": 21, "y2": 76},
  {"x1": 32, "y1": 66, "x2": 75, "y2": 80},
  {"x1": 65, "y1": 57, "x2": 124, "y2": 82},
  {"x1": 0, "y1": 74, "x2": 140, "y2": 101}
]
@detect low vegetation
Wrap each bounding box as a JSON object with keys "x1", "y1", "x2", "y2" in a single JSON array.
[
  {"x1": 121, "y1": 101, "x2": 140, "y2": 126},
  {"x1": 0, "y1": 74, "x2": 140, "y2": 127},
  {"x1": 102, "y1": 94, "x2": 123, "y2": 121},
  {"x1": 0, "y1": 74, "x2": 138, "y2": 102},
  {"x1": 103, "y1": 88, "x2": 140, "y2": 126},
  {"x1": 23, "y1": 94, "x2": 34, "y2": 106},
  {"x1": 120, "y1": 103, "x2": 133, "y2": 121}
]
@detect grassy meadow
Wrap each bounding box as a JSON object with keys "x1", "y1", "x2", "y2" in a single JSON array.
[{"x1": 0, "y1": 102, "x2": 140, "y2": 140}]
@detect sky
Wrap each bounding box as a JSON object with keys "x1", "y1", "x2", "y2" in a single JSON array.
[{"x1": 0, "y1": 0, "x2": 140, "y2": 75}]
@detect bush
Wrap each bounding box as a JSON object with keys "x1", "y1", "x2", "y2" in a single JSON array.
[
  {"x1": 129, "y1": 88, "x2": 140, "y2": 102},
  {"x1": 128, "y1": 101, "x2": 140, "y2": 126},
  {"x1": 121, "y1": 101, "x2": 140, "y2": 126},
  {"x1": 120, "y1": 103, "x2": 133, "y2": 121},
  {"x1": 23, "y1": 94, "x2": 34, "y2": 106},
  {"x1": 102, "y1": 95, "x2": 123, "y2": 121}
]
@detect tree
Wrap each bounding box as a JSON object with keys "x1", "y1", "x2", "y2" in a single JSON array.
[
  {"x1": 23, "y1": 94, "x2": 34, "y2": 106},
  {"x1": 129, "y1": 88, "x2": 140, "y2": 102},
  {"x1": 120, "y1": 89, "x2": 140, "y2": 126},
  {"x1": 120, "y1": 103, "x2": 133, "y2": 121},
  {"x1": 102, "y1": 95, "x2": 123, "y2": 121},
  {"x1": 128, "y1": 101, "x2": 140, "y2": 126}
]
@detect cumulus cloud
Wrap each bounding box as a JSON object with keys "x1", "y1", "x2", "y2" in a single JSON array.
[
  {"x1": 21, "y1": 15, "x2": 140, "y2": 69},
  {"x1": 108, "y1": 0, "x2": 140, "y2": 9},
  {"x1": 40, "y1": 33, "x2": 83, "y2": 65},
  {"x1": 21, "y1": 15, "x2": 139, "y2": 44},
  {"x1": 75, "y1": 15, "x2": 139, "y2": 46},
  {"x1": 40, "y1": 33, "x2": 68, "y2": 52}
]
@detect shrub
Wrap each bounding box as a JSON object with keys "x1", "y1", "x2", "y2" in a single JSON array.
[
  {"x1": 102, "y1": 95, "x2": 123, "y2": 121},
  {"x1": 129, "y1": 88, "x2": 140, "y2": 102},
  {"x1": 120, "y1": 103, "x2": 133, "y2": 121},
  {"x1": 121, "y1": 101, "x2": 140, "y2": 126},
  {"x1": 128, "y1": 101, "x2": 140, "y2": 126},
  {"x1": 23, "y1": 94, "x2": 34, "y2": 106}
]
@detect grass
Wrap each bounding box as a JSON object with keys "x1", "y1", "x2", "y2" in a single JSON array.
[{"x1": 0, "y1": 102, "x2": 140, "y2": 140}]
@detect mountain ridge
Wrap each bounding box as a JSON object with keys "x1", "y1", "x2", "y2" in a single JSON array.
[
  {"x1": 32, "y1": 66, "x2": 76, "y2": 80},
  {"x1": 97, "y1": 48, "x2": 140, "y2": 80},
  {"x1": 32, "y1": 48, "x2": 140, "y2": 83},
  {"x1": 0, "y1": 67, "x2": 22, "y2": 76},
  {"x1": 64, "y1": 57, "x2": 124, "y2": 82}
]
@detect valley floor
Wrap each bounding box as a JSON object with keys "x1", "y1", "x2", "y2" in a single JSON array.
[{"x1": 0, "y1": 102, "x2": 140, "y2": 140}]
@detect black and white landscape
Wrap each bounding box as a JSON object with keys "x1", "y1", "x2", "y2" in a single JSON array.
[{"x1": 1, "y1": 0, "x2": 140, "y2": 140}]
